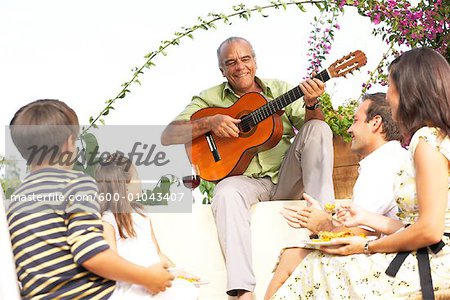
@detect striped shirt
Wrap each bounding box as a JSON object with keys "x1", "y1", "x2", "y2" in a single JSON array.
[{"x1": 7, "y1": 168, "x2": 115, "y2": 300}]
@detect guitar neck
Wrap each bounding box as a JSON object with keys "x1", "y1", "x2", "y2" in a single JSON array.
[{"x1": 241, "y1": 68, "x2": 331, "y2": 128}]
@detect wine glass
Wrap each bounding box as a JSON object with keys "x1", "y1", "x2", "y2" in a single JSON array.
[{"x1": 182, "y1": 175, "x2": 201, "y2": 190}]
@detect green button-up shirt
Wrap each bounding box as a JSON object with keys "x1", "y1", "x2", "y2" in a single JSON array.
[{"x1": 175, "y1": 77, "x2": 305, "y2": 184}]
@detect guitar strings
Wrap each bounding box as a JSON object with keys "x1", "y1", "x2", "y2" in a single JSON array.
[
  {"x1": 238, "y1": 69, "x2": 328, "y2": 129},
  {"x1": 208, "y1": 69, "x2": 329, "y2": 140},
  {"x1": 238, "y1": 86, "x2": 305, "y2": 129}
]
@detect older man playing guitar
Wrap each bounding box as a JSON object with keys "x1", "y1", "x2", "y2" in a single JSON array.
[{"x1": 161, "y1": 36, "x2": 366, "y2": 299}]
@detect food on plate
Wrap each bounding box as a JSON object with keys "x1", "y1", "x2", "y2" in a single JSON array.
[
  {"x1": 324, "y1": 202, "x2": 336, "y2": 214},
  {"x1": 313, "y1": 230, "x2": 366, "y2": 242},
  {"x1": 178, "y1": 276, "x2": 200, "y2": 283}
]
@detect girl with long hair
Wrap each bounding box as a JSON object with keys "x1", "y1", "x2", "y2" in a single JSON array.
[{"x1": 96, "y1": 152, "x2": 198, "y2": 299}]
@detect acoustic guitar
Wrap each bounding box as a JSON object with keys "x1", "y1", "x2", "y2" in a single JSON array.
[{"x1": 186, "y1": 50, "x2": 367, "y2": 182}]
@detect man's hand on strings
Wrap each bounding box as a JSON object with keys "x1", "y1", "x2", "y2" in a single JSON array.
[{"x1": 208, "y1": 115, "x2": 241, "y2": 138}]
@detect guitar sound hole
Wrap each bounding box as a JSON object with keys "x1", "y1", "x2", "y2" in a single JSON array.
[{"x1": 239, "y1": 123, "x2": 252, "y2": 133}]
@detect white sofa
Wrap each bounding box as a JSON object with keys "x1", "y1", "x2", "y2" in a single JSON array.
[
  {"x1": 151, "y1": 200, "x2": 308, "y2": 300},
  {"x1": 0, "y1": 195, "x2": 307, "y2": 300}
]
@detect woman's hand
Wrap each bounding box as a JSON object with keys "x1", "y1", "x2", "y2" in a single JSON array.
[
  {"x1": 280, "y1": 207, "x2": 302, "y2": 228},
  {"x1": 336, "y1": 203, "x2": 369, "y2": 227},
  {"x1": 279, "y1": 193, "x2": 326, "y2": 229},
  {"x1": 319, "y1": 236, "x2": 367, "y2": 256}
]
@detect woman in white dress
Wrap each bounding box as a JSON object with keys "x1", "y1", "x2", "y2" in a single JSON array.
[
  {"x1": 96, "y1": 152, "x2": 198, "y2": 299},
  {"x1": 271, "y1": 47, "x2": 450, "y2": 299}
]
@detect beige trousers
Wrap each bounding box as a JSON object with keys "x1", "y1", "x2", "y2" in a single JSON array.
[{"x1": 211, "y1": 119, "x2": 335, "y2": 296}]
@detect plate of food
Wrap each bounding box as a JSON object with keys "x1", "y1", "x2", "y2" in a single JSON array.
[
  {"x1": 177, "y1": 276, "x2": 209, "y2": 287},
  {"x1": 299, "y1": 230, "x2": 377, "y2": 248},
  {"x1": 169, "y1": 267, "x2": 209, "y2": 287}
]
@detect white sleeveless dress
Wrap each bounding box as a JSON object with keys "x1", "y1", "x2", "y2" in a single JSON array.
[{"x1": 103, "y1": 211, "x2": 197, "y2": 300}]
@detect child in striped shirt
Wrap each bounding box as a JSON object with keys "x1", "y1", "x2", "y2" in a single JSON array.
[{"x1": 7, "y1": 99, "x2": 174, "y2": 299}]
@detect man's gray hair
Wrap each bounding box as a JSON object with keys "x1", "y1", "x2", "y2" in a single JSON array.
[{"x1": 216, "y1": 37, "x2": 256, "y2": 67}]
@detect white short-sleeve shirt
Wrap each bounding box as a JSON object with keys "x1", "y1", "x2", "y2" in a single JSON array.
[{"x1": 352, "y1": 141, "x2": 409, "y2": 219}]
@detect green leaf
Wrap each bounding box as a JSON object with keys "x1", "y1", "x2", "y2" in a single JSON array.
[
  {"x1": 144, "y1": 51, "x2": 154, "y2": 59},
  {"x1": 314, "y1": 2, "x2": 324, "y2": 11},
  {"x1": 144, "y1": 61, "x2": 155, "y2": 69},
  {"x1": 81, "y1": 133, "x2": 99, "y2": 167},
  {"x1": 232, "y1": 4, "x2": 244, "y2": 11},
  {"x1": 84, "y1": 164, "x2": 97, "y2": 177},
  {"x1": 5, "y1": 187, "x2": 16, "y2": 200},
  {"x1": 73, "y1": 160, "x2": 85, "y2": 171},
  {"x1": 296, "y1": 3, "x2": 307, "y2": 12},
  {"x1": 159, "y1": 176, "x2": 171, "y2": 194}
]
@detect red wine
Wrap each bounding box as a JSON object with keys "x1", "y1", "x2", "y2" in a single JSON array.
[{"x1": 182, "y1": 175, "x2": 201, "y2": 189}]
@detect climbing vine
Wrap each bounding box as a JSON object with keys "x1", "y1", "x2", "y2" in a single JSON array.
[{"x1": 84, "y1": 0, "x2": 328, "y2": 133}]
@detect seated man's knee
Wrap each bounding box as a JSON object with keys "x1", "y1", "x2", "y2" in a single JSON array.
[
  {"x1": 296, "y1": 120, "x2": 333, "y2": 150},
  {"x1": 211, "y1": 177, "x2": 244, "y2": 212},
  {"x1": 212, "y1": 178, "x2": 241, "y2": 198},
  {"x1": 304, "y1": 119, "x2": 332, "y2": 137}
]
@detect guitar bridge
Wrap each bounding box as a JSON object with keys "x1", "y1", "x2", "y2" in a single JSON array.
[{"x1": 205, "y1": 133, "x2": 221, "y2": 162}]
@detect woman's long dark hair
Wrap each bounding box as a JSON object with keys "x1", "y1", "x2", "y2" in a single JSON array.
[
  {"x1": 389, "y1": 47, "x2": 450, "y2": 139},
  {"x1": 95, "y1": 152, "x2": 144, "y2": 239}
]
